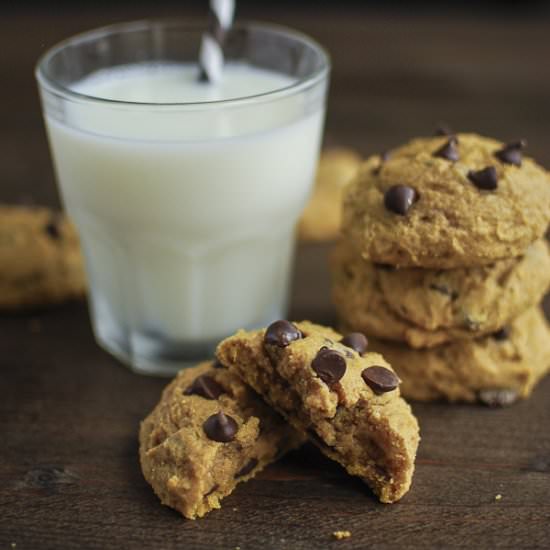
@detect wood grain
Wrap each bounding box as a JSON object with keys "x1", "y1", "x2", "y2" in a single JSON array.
[{"x1": 1, "y1": 5, "x2": 550, "y2": 549}]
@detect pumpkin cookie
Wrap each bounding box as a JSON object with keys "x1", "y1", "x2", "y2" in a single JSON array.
[
  {"x1": 217, "y1": 321, "x2": 420, "y2": 503},
  {"x1": 0, "y1": 205, "x2": 85, "y2": 309},
  {"x1": 342, "y1": 134, "x2": 550, "y2": 268},
  {"x1": 299, "y1": 148, "x2": 362, "y2": 241},
  {"x1": 139, "y1": 361, "x2": 305, "y2": 519},
  {"x1": 331, "y1": 239, "x2": 550, "y2": 348},
  {"x1": 367, "y1": 307, "x2": 550, "y2": 405}
]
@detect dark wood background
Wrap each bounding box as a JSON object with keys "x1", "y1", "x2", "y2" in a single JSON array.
[{"x1": 2, "y1": 4, "x2": 550, "y2": 549}]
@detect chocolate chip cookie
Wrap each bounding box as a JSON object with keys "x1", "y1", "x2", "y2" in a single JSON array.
[
  {"x1": 342, "y1": 134, "x2": 550, "y2": 268},
  {"x1": 367, "y1": 307, "x2": 550, "y2": 405},
  {"x1": 139, "y1": 361, "x2": 304, "y2": 519},
  {"x1": 0, "y1": 205, "x2": 85, "y2": 309},
  {"x1": 299, "y1": 148, "x2": 362, "y2": 241},
  {"x1": 331, "y1": 239, "x2": 550, "y2": 348},
  {"x1": 217, "y1": 321, "x2": 420, "y2": 503}
]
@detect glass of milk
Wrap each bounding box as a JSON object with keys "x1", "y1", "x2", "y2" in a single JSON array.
[{"x1": 36, "y1": 20, "x2": 329, "y2": 375}]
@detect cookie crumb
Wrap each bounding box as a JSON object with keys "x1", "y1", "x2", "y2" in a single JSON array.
[
  {"x1": 495, "y1": 494, "x2": 502, "y2": 501},
  {"x1": 332, "y1": 530, "x2": 351, "y2": 540}
]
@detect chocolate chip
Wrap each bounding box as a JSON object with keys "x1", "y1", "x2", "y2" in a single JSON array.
[
  {"x1": 375, "y1": 263, "x2": 396, "y2": 271},
  {"x1": 429, "y1": 283, "x2": 459, "y2": 300},
  {"x1": 234, "y1": 458, "x2": 258, "y2": 478},
  {"x1": 311, "y1": 348, "x2": 346, "y2": 385},
  {"x1": 384, "y1": 185, "x2": 418, "y2": 215},
  {"x1": 434, "y1": 124, "x2": 453, "y2": 136},
  {"x1": 185, "y1": 375, "x2": 224, "y2": 400},
  {"x1": 361, "y1": 366, "x2": 399, "y2": 394},
  {"x1": 433, "y1": 136, "x2": 459, "y2": 161},
  {"x1": 467, "y1": 166, "x2": 498, "y2": 190},
  {"x1": 492, "y1": 327, "x2": 509, "y2": 341},
  {"x1": 44, "y1": 219, "x2": 61, "y2": 240},
  {"x1": 495, "y1": 140, "x2": 526, "y2": 166},
  {"x1": 478, "y1": 388, "x2": 518, "y2": 407},
  {"x1": 264, "y1": 320, "x2": 302, "y2": 348},
  {"x1": 203, "y1": 412, "x2": 238, "y2": 442},
  {"x1": 341, "y1": 333, "x2": 368, "y2": 355}
]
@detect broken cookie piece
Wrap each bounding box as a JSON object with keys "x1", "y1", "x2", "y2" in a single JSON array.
[
  {"x1": 139, "y1": 361, "x2": 305, "y2": 519},
  {"x1": 217, "y1": 321, "x2": 420, "y2": 503}
]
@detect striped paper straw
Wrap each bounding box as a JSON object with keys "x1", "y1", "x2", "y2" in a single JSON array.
[{"x1": 198, "y1": 0, "x2": 236, "y2": 83}]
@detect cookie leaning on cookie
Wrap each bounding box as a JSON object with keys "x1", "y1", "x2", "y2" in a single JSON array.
[
  {"x1": 0, "y1": 205, "x2": 86, "y2": 309},
  {"x1": 342, "y1": 134, "x2": 550, "y2": 268},
  {"x1": 139, "y1": 360, "x2": 305, "y2": 519},
  {"x1": 217, "y1": 320, "x2": 420, "y2": 503}
]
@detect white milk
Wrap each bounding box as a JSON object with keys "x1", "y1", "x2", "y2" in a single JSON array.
[{"x1": 44, "y1": 63, "x2": 324, "y2": 362}]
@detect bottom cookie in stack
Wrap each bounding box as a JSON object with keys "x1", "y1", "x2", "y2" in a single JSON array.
[{"x1": 364, "y1": 307, "x2": 550, "y2": 406}]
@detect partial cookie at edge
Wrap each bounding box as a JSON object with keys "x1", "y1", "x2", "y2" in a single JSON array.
[{"x1": 0, "y1": 205, "x2": 85, "y2": 309}]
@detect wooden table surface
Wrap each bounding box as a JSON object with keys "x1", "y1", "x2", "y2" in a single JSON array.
[{"x1": 2, "y1": 4, "x2": 550, "y2": 549}]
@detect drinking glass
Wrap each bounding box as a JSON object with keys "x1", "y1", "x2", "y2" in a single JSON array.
[{"x1": 36, "y1": 19, "x2": 330, "y2": 375}]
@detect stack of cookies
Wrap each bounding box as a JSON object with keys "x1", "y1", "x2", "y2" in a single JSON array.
[{"x1": 332, "y1": 132, "x2": 550, "y2": 406}]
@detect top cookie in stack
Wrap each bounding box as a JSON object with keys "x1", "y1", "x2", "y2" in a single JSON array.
[
  {"x1": 342, "y1": 133, "x2": 550, "y2": 268},
  {"x1": 332, "y1": 132, "x2": 550, "y2": 405}
]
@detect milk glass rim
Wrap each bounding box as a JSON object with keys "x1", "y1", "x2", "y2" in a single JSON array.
[{"x1": 35, "y1": 19, "x2": 331, "y2": 110}]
